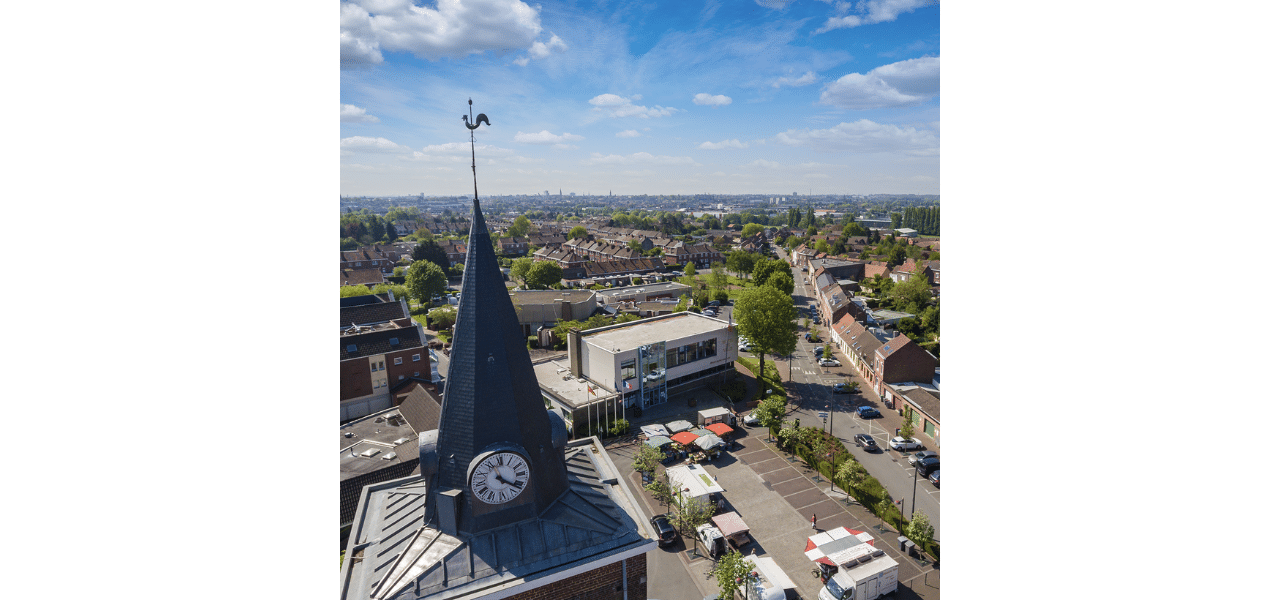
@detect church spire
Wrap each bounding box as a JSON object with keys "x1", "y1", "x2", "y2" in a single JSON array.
[{"x1": 432, "y1": 103, "x2": 570, "y2": 535}]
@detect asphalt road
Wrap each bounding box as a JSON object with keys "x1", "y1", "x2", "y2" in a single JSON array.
[{"x1": 779, "y1": 254, "x2": 941, "y2": 540}]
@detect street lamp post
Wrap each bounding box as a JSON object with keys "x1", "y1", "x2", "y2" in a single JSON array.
[{"x1": 910, "y1": 463, "x2": 919, "y2": 517}]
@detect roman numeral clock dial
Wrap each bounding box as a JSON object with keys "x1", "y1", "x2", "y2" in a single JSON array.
[{"x1": 469, "y1": 452, "x2": 531, "y2": 505}]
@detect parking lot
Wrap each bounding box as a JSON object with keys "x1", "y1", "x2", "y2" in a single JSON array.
[{"x1": 605, "y1": 402, "x2": 941, "y2": 600}]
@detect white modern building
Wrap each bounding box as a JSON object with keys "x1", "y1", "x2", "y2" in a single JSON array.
[{"x1": 563, "y1": 312, "x2": 737, "y2": 411}]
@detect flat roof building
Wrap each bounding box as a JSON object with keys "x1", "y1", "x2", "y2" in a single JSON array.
[{"x1": 563, "y1": 311, "x2": 737, "y2": 413}]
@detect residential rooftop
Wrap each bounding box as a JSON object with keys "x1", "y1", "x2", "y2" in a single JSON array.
[{"x1": 339, "y1": 407, "x2": 419, "y2": 479}]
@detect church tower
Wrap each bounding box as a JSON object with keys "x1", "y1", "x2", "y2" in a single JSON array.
[
  {"x1": 421, "y1": 195, "x2": 571, "y2": 535},
  {"x1": 341, "y1": 103, "x2": 654, "y2": 600}
]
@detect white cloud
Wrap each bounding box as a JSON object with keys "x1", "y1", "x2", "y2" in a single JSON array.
[
  {"x1": 693, "y1": 93, "x2": 733, "y2": 107},
  {"x1": 774, "y1": 120, "x2": 938, "y2": 155},
  {"x1": 587, "y1": 94, "x2": 679, "y2": 118},
  {"x1": 341, "y1": 104, "x2": 380, "y2": 123},
  {"x1": 420, "y1": 141, "x2": 513, "y2": 155},
  {"x1": 771, "y1": 71, "x2": 818, "y2": 88},
  {"x1": 341, "y1": 136, "x2": 409, "y2": 153},
  {"x1": 581, "y1": 152, "x2": 699, "y2": 166},
  {"x1": 698, "y1": 139, "x2": 750, "y2": 150},
  {"x1": 815, "y1": 0, "x2": 934, "y2": 34},
  {"x1": 616, "y1": 130, "x2": 641, "y2": 138},
  {"x1": 340, "y1": 0, "x2": 550, "y2": 66},
  {"x1": 745, "y1": 159, "x2": 781, "y2": 169},
  {"x1": 513, "y1": 130, "x2": 584, "y2": 144},
  {"x1": 819, "y1": 56, "x2": 939, "y2": 110}
]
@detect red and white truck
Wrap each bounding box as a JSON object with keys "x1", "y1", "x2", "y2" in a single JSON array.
[{"x1": 804, "y1": 527, "x2": 899, "y2": 600}]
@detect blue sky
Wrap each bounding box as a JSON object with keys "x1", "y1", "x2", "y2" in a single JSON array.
[{"x1": 340, "y1": 0, "x2": 939, "y2": 197}]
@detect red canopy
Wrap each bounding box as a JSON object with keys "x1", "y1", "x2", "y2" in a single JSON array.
[
  {"x1": 671, "y1": 431, "x2": 700, "y2": 445},
  {"x1": 706, "y1": 422, "x2": 734, "y2": 436}
]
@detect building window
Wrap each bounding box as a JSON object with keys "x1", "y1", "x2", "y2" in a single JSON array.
[
  {"x1": 371, "y1": 363, "x2": 377, "y2": 373},
  {"x1": 621, "y1": 359, "x2": 636, "y2": 380},
  {"x1": 398, "y1": 375, "x2": 404, "y2": 381},
  {"x1": 412, "y1": 354, "x2": 421, "y2": 362},
  {"x1": 394, "y1": 357, "x2": 403, "y2": 365},
  {"x1": 414, "y1": 372, "x2": 419, "y2": 377}
]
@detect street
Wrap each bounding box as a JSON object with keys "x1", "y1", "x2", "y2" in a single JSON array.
[{"x1": 779, "y1": 252, "x2": 941, "y2": 539}]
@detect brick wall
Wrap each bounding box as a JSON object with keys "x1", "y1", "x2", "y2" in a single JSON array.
[{"x1": 508, "y1": 554, "x2": 646, "y2": 600}]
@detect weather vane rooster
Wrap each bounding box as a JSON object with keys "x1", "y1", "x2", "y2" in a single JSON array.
[{"x1": 463, "y1": 98, "x2": 489, "y2": 202}]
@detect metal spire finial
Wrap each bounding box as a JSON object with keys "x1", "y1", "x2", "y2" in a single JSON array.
[{"x1": 462, "y1": 98, "x2": 490, "y2": 202}]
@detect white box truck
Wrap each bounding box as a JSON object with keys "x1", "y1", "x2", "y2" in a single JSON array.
[
  {"x1": 805, "y1": 527, "x2": 898, "y2": 600},
  {"x1": 740, "y1": 555, "x2": 796, "y2": 600},
  {"x1": 665, "y1": 464, "x2": 725, "y2": 511}
]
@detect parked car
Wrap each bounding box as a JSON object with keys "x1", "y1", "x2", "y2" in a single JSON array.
[
  {"x1": 818, "y1": 358, "x2": 841, "y2": 367},
  {"x1": 703, "y1": 309, "x2": 717, "y2": 316},
  {"x1": 650, "y1": 514, "x2": 678, "y2": 546},
  {"x1": 813, "y1": 346, "x2": 825, "y2": 356},
  {"x1": 707, "y1": 300, "x2": 721, "y2": 307},
  {"x1": 855, "y1": 406, "x2": 881, "y2": 419},
  {"x1": 915, "y1": 457, "x2": 940, "y2": 475},
  {"x1": 928, "y1": 470, "x2": 940, "y2": 487},
  {"x1": 854, "y1": 434, "x2": 878, "y2": 451},
  {"x1": 742, "y1": 411, "x2": 760, "y2": 426},
  {"x1": 889, "y1": 436, "x2": 924, "y2": 451},
  {"x1": 907, "y1": 450, "x2": 938, "y2": 466},
  {"x1": 804, "y1": 332, "x2": 819, "y2": 342},
  {"x1": 833, "y1": 383, "x2": 854, "y2": 393}
]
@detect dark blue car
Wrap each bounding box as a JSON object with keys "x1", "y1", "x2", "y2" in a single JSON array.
[{"x1": 855, "y1": 406, "x2": 881, "y2": 419}]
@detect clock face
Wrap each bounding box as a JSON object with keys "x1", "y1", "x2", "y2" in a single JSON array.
[{"x1": 469, "y1": 452, "x2": 531, "y2": 505}]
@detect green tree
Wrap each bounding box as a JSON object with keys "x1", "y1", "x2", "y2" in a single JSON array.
[
  {"x1": 875, "y1": 495, "x2": 896, "y2": 528},
  {"x1": 669, "y1": 492, "x2": 716, "y2": 537},
  {"x1": 823, "y1": 345, "x2": 832, "y2": 360},
  {"x1": 785, "y1": 235, "x2": 803, "y2": 250},
  {"x1": 887, "y1": 271, "x2": 932, "y2": 313},
  {"x1": 814, "y1": 239, "x2": 830, "y2": 254},
  {"x1": 890, "y1": 212, "x2": 903, "y2": 229},
  {"x1": 806, "y1": 225, "x2": 818, "y2": 237},
  {"x1": 384, "y1": 219, "x2": 399, "y2": 242},
  {"x1": 628, "y1": 239, "x2": 642, "y2": 252},
  {"x1": 835, "y1": 457, "x2": 868, "y2": 488},
  {"x1": 707, "y1": 263, "x2": 729, "y2": 290},
  {"x1": 674, "y1": 294, "x2": 690, "y2": 312},
  {"x1": 567, "y1": 225, "x2": 588, "y2": 239},
  {"x1": 900, "y1": 412, "x2": 916, "y2": 441},
  {"x1": 366, "y1": 215, "x2": 385, "y2": 241},
  {"x1": 683, "y1": 261, "x2": 697, "y2": 277},
  {"x1": 632, "y1": 443, "x2": 662, "y2": 475},
  {"x1": 766, "y1": 270, "x2": 795, "y2": 296},
  {"x1": 428, "y1": 306, "x2": 457, "y2": 330},
  {"x1": 713, "y1": 289, "x2": 729, "y2": 304},
  {"x1": 905, "y1": 510, "x2": 935, "y2": 555},
  {"x1": 725, "y1": 250, "x2": 758, "y2": 280},
  {"x1": 508, "y1": 215, "x2": 532, "y2": 238},
  {"x1": 340, "y1": 285, "x2": 373, "y2": 297},
  {"x1": 755, "y1": 394, "x2": 786, "y2": 439},
  {"x1": 406, "y1": 260, "x2": 448, "y2": 305},
  {"x1": 340, "y1": 237, "x2": 359, "y2": 250},
  {"x1": 644, "y1": 473, "x2": 677, "y2": 510},
  {"x1": 751, "y1": 258, "x2": 787, "y2": 285},
  {"x1": 740, "y1": 223, "x2": 765, "y2": 238},
  {"x1": 712, "y1": 550, "x2": 753, "y2": 600},
  {"x1": 525, "y1": 261, "x2": 564, "y2": 290},
  {"x1": 509, "y1": 257, "x2": 533, "y2": 287},
  {"x1": 411, "y1": 240, "x2": 451, "y2": 273},
  {"x1": 735, "y1": 285, "x2": 798, "y2": 397}
]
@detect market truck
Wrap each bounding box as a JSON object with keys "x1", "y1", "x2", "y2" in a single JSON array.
[
  {"x1": 666, "y1": 463, "x2": 725, "y2": 511},
  {"x1": 740, "y1": 555, "x2": 797, "y2": 600},
  {"x1": 804, "y1": 527, "x2": 899, "y2": 600}
]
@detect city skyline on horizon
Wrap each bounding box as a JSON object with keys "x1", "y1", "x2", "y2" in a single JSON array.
[{"x1": 341, "y1": 0, "x2": 939, "y2": 197}]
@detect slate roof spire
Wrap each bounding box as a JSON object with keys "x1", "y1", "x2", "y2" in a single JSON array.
[{"x1": 431, "y1": 104, "x2": 569, "y2": 535}]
